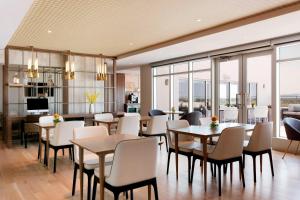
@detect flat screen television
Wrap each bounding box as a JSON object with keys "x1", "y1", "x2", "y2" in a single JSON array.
[{"x1": 27, "y1": 98, "x2": 49, "y2": 113}]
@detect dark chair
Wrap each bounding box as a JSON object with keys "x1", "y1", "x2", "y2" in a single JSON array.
[
  {"x1": 148, "y1": 109, "x2": 166, "y2": 116},
  {"x1": 282, "y1": 117, "x2": 300, "y2": 158},
  {"x1": 180, "y1": 111, "x2": 202, "y2": 125}
]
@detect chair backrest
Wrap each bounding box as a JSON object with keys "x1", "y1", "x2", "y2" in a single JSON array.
[
  {"x1": 223, "y1": 107, "x2": 238, "y2": 122},
  {"x1": 180, "y1": 111, "x2": 201, "y2": 125},
  {"x1": 283, "y1": 117, "x2": 300, "y2": 141},
  {"x1": 124, "y1": 113, "x2": 141, "y2": 119},
  {"x1": 116, "y1": 116, "x2": 140, "y2": 136},
  {"x1": 166, "y1": 120, "x2": 193, "y2": 148},
  {"x1": 246, "y1": 122, "x2": 273, "y2": 152},
  {"x1": 210, "y1": 127, "x2": 245, "y2": 160},
  {"x1": 146, "y1": 115, "x2": 168, "y2": 135},
  {"x1": 199, "y1": 117, "x2": 212, "y2": 126},
  {"x1": 253, "y1": 106, "x2": 268, "y2": 118},
  {"x1": 52, "y1": 121, "x2": 84, "y2": 146},
  {"x1": 148, "y1": 109, "x2": 166, "y2": 116},
  {"x1": 73, "y1": 125, "x2": 108, "y2": 163},
  {"x1": 94, "y1": 113, "x2": 113, "y2": 121},
  {"x1": 106, "y1": 137, "x2": 157, "y2": 186},
  {"x1": 39, "y1": 115, "x2": 64, "y2": 136}
]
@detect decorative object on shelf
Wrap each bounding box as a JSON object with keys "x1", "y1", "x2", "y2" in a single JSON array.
[
  {"x1": 27, "y1": 47, "x2": 39, "y2": 78},
  {"x1": 96, "y1": 56, "x2": 107, "y2": 81},
  {"x1": 13, "y1": 73, "x2": 20, "y2": 84},
  {"x1": 85, "y1": 92, "x2": 100, "y2": 113},
  {"x1": 47, "y1": 75, "x2": 54, "y2": 86},
  {"x1": 171, "y1": 106, "x2": 176, "y2": 113},
  {"x1": 65, "y1": 51, "x2": 75, "y2": 80},
  {"x1": 53, "y1": 113, "x2": 62, "y2": 125},
  {"x1": 251, "y1": 102, "x2": 256, "y2": 108},
  {"x1": 210, "y1": 115, "x2": 219, "y2": 129}
]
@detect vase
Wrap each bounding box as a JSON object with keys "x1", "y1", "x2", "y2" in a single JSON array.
[{"x1": 89, "y1": 104, "x2": 95, "y2": 114}]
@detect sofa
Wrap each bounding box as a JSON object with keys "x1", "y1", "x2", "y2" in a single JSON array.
[{"x1": 282, "y1": 104, "x2": 300, "y2": 119}]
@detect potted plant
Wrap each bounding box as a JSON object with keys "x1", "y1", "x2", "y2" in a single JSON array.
[
  {"x1": 210, "y1": 115, "x2": 219, "y2": 129},
  {"x1": 85, "y1": 92, "x2": 99, "y2": 113},
  {"x1": 53, "y1": 113, "x2": 62, "y2": 126}
]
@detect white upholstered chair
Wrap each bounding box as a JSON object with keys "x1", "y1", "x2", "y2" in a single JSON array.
[
  {"x1": 94, "y1": 113, "x2": 116, "y2": 133},
  {"x1": 49, "y1": 121, "x2": 84, "y2": 173},
  {"x1": 38, "y1": 115, "x2": 64, "y2": 162},
  {"x1": 223, "y1": 107, "x2": 238, "y2": 122},
  {"x1": 191, "y1": 127, "x2": 245, "y2": 196},
  {"x1": 166, "y1": 120, "x2": 199, "y2": 183},
  {"x1": 243, "y1": 122, "x2": 274, "y2": 183},
  {"x1": 116, "y1": 116, "x2": 140, "y2": 136},
  {"x1": 92, "y1": 137, "x2": 158, "y2": 200},
  {"x1": 142, "y1": 115, "x2": 169, "y2": 151},
  {"x1": 72, "y1": 126, "x2": 113, "y2": 199},
  {"x1": 199, "y1": 117, "x2": 212, "y2": 125}
]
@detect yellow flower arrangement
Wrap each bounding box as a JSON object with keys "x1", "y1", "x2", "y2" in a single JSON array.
[
  {"x1": 53, "y1": 113, "x2": 61, "y2": 124},
  {"x1": 85, "y1": 92, "x2": 100, "y2": 104}
]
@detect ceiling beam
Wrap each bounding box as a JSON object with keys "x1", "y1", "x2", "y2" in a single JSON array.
[{"x1": 117, "y1": 1, "x2": 300, "y2": 59}]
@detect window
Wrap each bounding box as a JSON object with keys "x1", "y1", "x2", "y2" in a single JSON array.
[{"x1": 193, "y1": 71, "x2": 211, "y2": 117}]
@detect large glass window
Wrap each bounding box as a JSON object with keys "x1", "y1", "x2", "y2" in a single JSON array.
[
  {"x1": 277, "y1": 42, "x2": 300, "y2": 138},
  {"x1": 153, "y1": 58, "x2": 211, "y2": 117}
]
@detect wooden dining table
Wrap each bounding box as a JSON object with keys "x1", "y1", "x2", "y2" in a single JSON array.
[
  {"x1": 34, "y1": 122, "x2": 56, "y2": 168},
  {"x1": 93, "y1": 118, "x2": 119, "y2": 135},
  {"x1": 71, "y1": 134, "x2": 140, "y2": 200},
  {"x1": 168, "y1": 123, "x2": 255, "y2": 191}
]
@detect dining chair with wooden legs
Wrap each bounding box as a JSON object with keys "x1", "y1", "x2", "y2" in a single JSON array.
[{"x1": 282, "y1": 117, "x2": 300, "y2": 159}]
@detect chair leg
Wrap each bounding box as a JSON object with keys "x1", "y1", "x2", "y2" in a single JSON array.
[
  {"x1": 87, "y1": 172, "x2": 93, "y2": 200},
  {"x1": 53, "y1": 148, "x2": 58, "y2": 173},
  {"x1": 218, "y1": 164, "x2": 222, "y2": 196},
  {"x1": 163, "y1": 135, "x2": 168, "y2": 152},
  {"x1": 252, "y1": 155, "x2": 256, "y2": 183},
  {"x1": 114, "y1": 192, "x2": 120, "y2": 200},
  {"x1": 44, "y1": 143, "x2": 47, "y2": 166},
  {"x1": 282, "y1": 140, "x2": 293, "y2": 159},
  {"x1": 38, "y1": 143, "x2": 40, "y2": 159},
  {"x1": 69, "y1": 147, "x2": 72, "y2": 160},
  {"x1": 214, "y1": 164, "x2": 217, "y2": 177},
  {"x1": 260, "y1": 155, "x2": 263, "y2": 173},
  {"x1": 188, "y1": 155, "x2": 191, "y2": 183},
  {"x1": 153, "y1": 179, "x2": 159, "y2": 200},
  {"x1": 166, "y1": 151, "x2": 171, "y2": 175},
  {"x1": 191, "y1": 156, "x2": 196, "y2": 183},
  {"x1": 223, "y1": 164, "x2": 228, "y2": 174},
  {"x1": 72, "y1": 163, "x2": 78, "y2": 196},
  {"x1": 239, "y1": 158, "x2": 245, "y2": 187},
  {"x1": 72, "y1": 146, "x2": 75, "y2": 162},
  {"x1": 159, "y1": 136, "x2": 162, "y2": 150},
  {"x1": 92, "y1": 176, "x2": 98, "y2": 200},
  {"x1": 62, "y1": 149, "x2": 65, "y2": 156},
  {"x1": 243, "y1": 153, "x2": 245, "y2": 169},
  {"x1": 230, "y1": 163, "x2": 233, "y2": 183},
  {"x1": 268, "y1": 150, "x2": 274, "y2": 177},
  {"x1": 295, "y1": 142, "x2": 300, "y2": 155},
  {"x1": 130, "y1": 189, "x2": 134, "y2": 200},
  {"x1": 24, "y1": 132, "x2": 28, "y2": 148}
]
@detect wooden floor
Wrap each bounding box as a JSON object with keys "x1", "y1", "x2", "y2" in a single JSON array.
[{"x1": 1, "y1": 139, "x2": 300, "y2": 200}]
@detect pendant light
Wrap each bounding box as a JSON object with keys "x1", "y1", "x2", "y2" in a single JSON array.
[
  {"x1": 96, "y1": 55, "x2": 107, "y2": 81},
  {"x1": 65, "y1": 51, "x2": 75, "y2": 80},
  {"x1": 27, "y1": 47, "x2": 39, "y2": 78}
]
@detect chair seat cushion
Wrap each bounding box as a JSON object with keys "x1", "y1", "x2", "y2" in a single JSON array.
[
  {"x1": 76, "y1": 153, "x2": 113, "y2": 170},
  {"x1": 94, "y1": 165, "x2": 112, "y2": 178},
  {"x1": 170, "y1": 141, "x2": 201, "y2": 153},
  {"x1": 193, "y1": 144, "x2": 216, "y2": 157}
]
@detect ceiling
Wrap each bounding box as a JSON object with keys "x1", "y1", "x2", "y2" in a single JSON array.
[
  {"x1": 117, "y1": 10, "x2": 300, "y2": 68},
  {"x1": 8, "y1": 0, "x2": 297, "y2": 57}
]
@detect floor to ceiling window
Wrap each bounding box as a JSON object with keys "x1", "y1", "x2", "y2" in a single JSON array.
[
  {"x1": 277, "y1": 42, "x2": 300, "y2": 137},
  {"x1": 153, "y1": 58, "x2": 211, "y2": 117}
]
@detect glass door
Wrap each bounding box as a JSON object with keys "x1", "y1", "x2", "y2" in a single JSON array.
[
  {"x1": 216, "y1": 51, "x2": 272, "y2": 124},
  {"x1": 216, "y1": 56, "x2": 242, "y2": 122}
]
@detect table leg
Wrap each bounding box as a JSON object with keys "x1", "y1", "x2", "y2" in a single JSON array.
[
  {"x1": 201, "y1": 137, "x2": 208, "y2": 192},
  {"x1": 79, "y1": 147, "x2": 84, "y2": 200},
  {"x1": 139, "y1": 121, "x2": 143, "y2": 136},
  {"x1": 46, "y1": 129, "x2": 50, "y2": 168},
  {"x1": 148, "y1": 184, "x2": 151, "y2": 200},
  {"x1": 38, "y1": 127, "x2": 42, "y2": 162},
  {"x1": 107, "y1": 124, "x2": 111, "y2": 135},
  {"x1": 175, "y1": 133, "x2": 179, "y2": 180},
  {"x1": 99, "y1": 155, "x2": 105, "y2": 200}
]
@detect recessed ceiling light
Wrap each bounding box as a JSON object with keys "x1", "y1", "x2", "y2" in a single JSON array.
[
  {"x1": 47, "y1": 30, "x2": 52, "y2": 34},
  {"x1": 196, "y1": 19, "x2": 202, "y2": 22}
]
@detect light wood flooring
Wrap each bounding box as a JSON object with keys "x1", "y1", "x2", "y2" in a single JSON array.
[{"x1": 1, "y1": 140, "x2": 300, "y2": 200}]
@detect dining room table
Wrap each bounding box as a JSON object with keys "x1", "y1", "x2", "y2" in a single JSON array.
[
  {"x1": 33, "y1": 122, "x2": 56, "y2": 168},
  {"x1": 70, "y1": 134, "x2": 141, "y2": 200},
  {"x1": 167, "y1": 122, "x2": 255, "y2": 192},
  {"x1": 139, "y1": 116, "x2": 151, "y2": 134},
  {"x1": 164, "y1": 110, "x2": 184, "y2": 120},
  {"x1": 93, "y1": 118, "x2": 119, "y2": 135}
]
